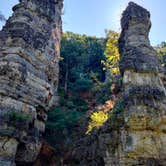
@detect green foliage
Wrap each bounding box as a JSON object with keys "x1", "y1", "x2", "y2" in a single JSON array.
[
  {"x1": 46, "y1": 88, "x2": 87, "y2": 152},
  {"x1": 45, "y1": 108, "x2": 83, "y2": 150},
  {"x1": 86, "y1": 111, "x2": 109, "y2": 134},
  {"x1": 58, "y1": 89, "x2": 88, "y2": 111},
  {"x1": 71, "y1": 76, "x2": 92, "y2": 92},
  {"x1": 88, "y1": 72, "x2": 112, "y2": 104},
  {"x1": 112, "y1": 100, "x2": 123, "y2": 114},
  {"x1": 59, "y1": 32, "x2": 106, "y2": 92},
  {"x1": 46, "y1": 108, "x2": 83, "y2": 131},
  {"x1": 5, "y1": 110, "x2": 30, "y2": 127},
  {"x1": 46, "y1": 31, "x2": 117, "y2": 156},
  {"x1": 91, "y1": 79, "x2": 112, "y2": 104},
  {"x1": 71, "y1": 97, "x2": 88, "y2": 111},
  {"x1": 155, "y1": 41, "x2": 166, "y2": 68}
]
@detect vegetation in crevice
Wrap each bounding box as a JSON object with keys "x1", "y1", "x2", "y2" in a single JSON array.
[
  {"x1": 102, "y1": 30, "x2": 120, "y2": 75},
  {"x1": 3, "y1": 111, "x2": 30, "y2": 129},
  {"x1": 45, "y1": 30, "x2": 127, "y2": 162},
  {"x1": 155, "y1": 41, "x2": 166, "y2": 69},
  {"x1": 86, "y1": 111, "x2": 109, "y2": 134}
]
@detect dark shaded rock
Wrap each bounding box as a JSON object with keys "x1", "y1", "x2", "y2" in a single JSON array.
[
  {"x1": 0, "y1": 0, "x2": 63, "y2": 165},
  {"x1": 114, "y1": 2, "x2": 166, "y2": 165},
  {"x1": 33, "y1": 142, "x2": 58, "y2": 166},
  {"x1": 69, "y1": 2, "x2": 166, "y2": 166},
  {"x1": 119, "y1": 2, "x2": 159, "y2": 73}
]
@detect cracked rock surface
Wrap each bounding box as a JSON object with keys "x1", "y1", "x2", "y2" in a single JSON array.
[{"x1": 0, "y1": 0, "x2": 63, "y2": 165}]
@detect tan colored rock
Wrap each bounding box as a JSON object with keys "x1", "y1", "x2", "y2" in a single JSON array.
[
  {"x1": 69, "y1": 2, "x2": 166, "y2": 166},
  {"x1": 0, "y1": 0, "x2": 63, "y2": 164},
  {"x1": 0, "y1": 137, "x2": 18, "y2": 164},
  {"x1": 34, "y1": 120, "x2": 45, "y2": 133},
  {"x1": 111, "y1": 2, "x2": 166, "y2": 165}
]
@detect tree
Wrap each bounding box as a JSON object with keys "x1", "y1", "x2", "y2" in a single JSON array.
[
  {"x1": 60, "y1": 32, "x2": 81, "y2": 92},
  {"x1": 102, "y1": 30, "x2": 120, "y2": 76},
  {"x1": 46, "y1": 32, "x2": 114, "y2": 159},
  {"x1": 59, "y1": 32, "x2": 106, "y2": 92},
  {"x1": 155, "y1": 42, "x2": 166, "y2": 68}
]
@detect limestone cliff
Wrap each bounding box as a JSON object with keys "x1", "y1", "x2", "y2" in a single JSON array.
[
  {"x1": 70, "y1": 2, "x2": 166, "y2": 166},
  {"x1": 113, "y1": 2, "x2": 166, "y2": 165},
  {"x1": 0, "y1": 0, "x2": 63, "y2": 165},
  {"x1": 106, "y1": 2, "x2": 166, "y2": 165}
]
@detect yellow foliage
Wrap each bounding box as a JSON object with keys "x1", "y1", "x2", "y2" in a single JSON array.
[
  {"x1": 86, "y1": 111, "x2": 108, "y2": 134},
  {"x1": 103, "y1": 30, "x2": 120, "y2": 75}
]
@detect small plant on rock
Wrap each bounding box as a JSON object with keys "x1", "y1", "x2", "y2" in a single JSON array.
[
  {"x1": 112, "y1": 100, "x2": 123, "y2": 114},
  {"x1": 5, "y1": 110, "x2": 30, "y2": 127},
  {"x1": 86, "y1": 111, "x2": 108, "y2": 134}
]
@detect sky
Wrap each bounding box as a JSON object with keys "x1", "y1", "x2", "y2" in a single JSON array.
[{"x1": 0, "y1": 0, "x2": 165, "y2": 45}]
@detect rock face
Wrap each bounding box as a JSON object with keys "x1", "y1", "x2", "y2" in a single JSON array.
[
  {"x1": 105, "y1": 2, "x2": 166, "y2": 165},
  {"x1": 70, "y1": 2, "x2": 166, "y2": 166},
  {"x1": 0, "y1": 0, "x2": 63, "y2": 165}
]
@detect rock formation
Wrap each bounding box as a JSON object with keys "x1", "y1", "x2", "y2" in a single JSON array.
[
  {"x1": 0, "y1": 0, "x2": 63, "y2": 165},
  {"x1": 114, "y1": 2, "x2": 166, "y2": 165},
  {"x1": 70, "y1": 2, "x2": 166, "y2": 166}
]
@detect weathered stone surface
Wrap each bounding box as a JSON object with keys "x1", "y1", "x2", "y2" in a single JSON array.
[
  {"x1": 0, "y1": 0, "x2": 63, "y2": 164},
  {"x1": 69, "y1": 2, "x2": 166, "y2": 166},
  {"x1": 0, "y1": 137, "x2": 18, "y2": 165},
  {"x1": 105, "y1": 2, "x2": 166, "y2": 165},
  {"x1": 15, "y1": 141, "x2": 42, "y2": 164},
  {"x1": 119, "y1": 2, "x2": 159, "y2": 74}
]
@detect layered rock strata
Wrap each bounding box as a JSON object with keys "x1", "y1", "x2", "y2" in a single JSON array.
[
  {"x1": 0, "y1": 0, "x2": 63, "y2": 165},
  {"x1": 105, "y1": 2, "x2": 166, "y2": 165},
  {"x1": 70, "y1": 2, "x2": 166, "y2": 166}
]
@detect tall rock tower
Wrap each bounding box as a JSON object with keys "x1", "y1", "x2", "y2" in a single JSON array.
[
  {"x1": 117, "y1": 2, "x2": 166, "y2": 165},
  {"x1": 67, "y1": 3, "x2": 166, "y2": 166},
  {"x1": 0, "y1": 0, "x2": 63, "y2": 165}
]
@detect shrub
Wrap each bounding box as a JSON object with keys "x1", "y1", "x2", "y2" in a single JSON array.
[
  {"x1": 4, "y1": 110, "x2": 30, "y2": 127},
  {"x1": 91, "y1": 80, "x2": 112, "y2": 104},
  {"x1": 86, "y1": 111, "x2": 108, "y2": 134},
  {"x1": 71, "y1": 97, "x2": 88, "y2": 111},
  {"x1": 71, "y1": 77, "x2": 92, "y2": 92},
  {"x1": 112, "y1": 100, "x2": 123, "y2": 114},
  {"x1": 45, "y1": 108, "x2": 83, "y2": 149}
]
